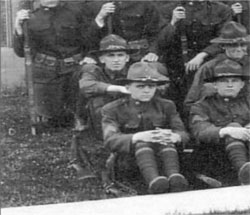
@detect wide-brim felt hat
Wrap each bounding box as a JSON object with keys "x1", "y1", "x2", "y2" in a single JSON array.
[
  {"x1": 210, "y1": 21, "x2": 250, "y2": 44},
  {"x1": 89, "y1": 34, "x2": 139, "y2": 56},
  {"x1": 204, "y1": 59, "x2": 250, "y2": 82},
  {"x1": 117, "y1": 62, "x2": 169, "y2": 85}
]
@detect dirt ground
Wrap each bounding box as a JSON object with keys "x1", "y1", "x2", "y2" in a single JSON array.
[{"x1": 0, "y1": 88, "x2": 246, "y2": 212}]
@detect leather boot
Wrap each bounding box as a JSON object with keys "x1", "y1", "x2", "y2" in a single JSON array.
[
  {"x1": 135, "y1": 146, "x2": 169, "y2": 194},
  {"x1": 160, "y1": 146, "x2": 188, "y2": 192}
]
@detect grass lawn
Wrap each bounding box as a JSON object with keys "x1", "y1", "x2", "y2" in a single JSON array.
[{"x1": 1, "y1": 88, "x2": 249, "y2": 215}]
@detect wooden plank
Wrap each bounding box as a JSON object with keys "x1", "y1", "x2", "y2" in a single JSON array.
[{"x1": 2, "y1": 185, "x2": 250, "y2": 215}]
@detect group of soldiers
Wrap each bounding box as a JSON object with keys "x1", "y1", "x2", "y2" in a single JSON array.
[{"x1": 14, "y1": 0, "x2": 250, "y2": 194}]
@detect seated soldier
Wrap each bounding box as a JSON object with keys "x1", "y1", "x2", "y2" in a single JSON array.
[
  {"x1": 78, "y1": 34, "x2": 137, "y2": 139},
  {"x1": 102, "y1": 62, "x2": 189, "y2": 194},
  {"x1": 189, "y1": 59, "x2": 250, "y2": 186},
  {"x1": 184, "y1": 21, "x2": 250, "y2": 110}
]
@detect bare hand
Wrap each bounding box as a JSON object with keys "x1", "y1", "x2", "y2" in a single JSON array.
[
  {"x1": 231, "y1": 3, "x2": 243, "y2": 15},
  {"x1": 141, "y1": 53, "x2": 159, "y2": 62},
  {"x1": 185, "y1": 52, "x2": 207, "y2": 73},
  {"x1": 107, "y1": 85, "x2": 130, "y2": 94},
  {"x1": 220, "y1": 127, "x2": 250, "y2": 142},
  {"x1": 80, "y1": 57, "x2": 97, "y2": 65},
  {"x1": 171, "y1": 6, "x2": 186, "y2": 26},
  {"x1": 95, "y1": 2, "x2": 115, "y2": 26},
  {"x1": 15, "y1": 9, "x2": 30, "y2": 35}
]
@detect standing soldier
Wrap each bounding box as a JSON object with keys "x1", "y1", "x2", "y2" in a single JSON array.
[
  {"x1": 157, "y1": 0, "x2": 231, "y2": 114},
  {"x1": 102, "y1": 62, "x2": 189, "y2": 194},
  {"x1": 13, "y1": 0, "x2": 90, "y2": 128},
  {"x1": 189, "y1": 59, "x2": 250, "y2": 185},
  {"x1": 85, "y1": 0, "x2": 161, "y2": 63}
]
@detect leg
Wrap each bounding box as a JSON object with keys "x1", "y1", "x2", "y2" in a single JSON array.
[
  {"x1": 159, "y1": 144, "x2": 189, "y2": 192},
  {"x1": 135, "y1": 142, "x2": 169, "y2": 194},
  {"x1": 225, "y1": 122, "x2": 250, "y2": 185}
]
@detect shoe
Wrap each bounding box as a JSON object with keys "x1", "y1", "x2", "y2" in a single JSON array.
[
  {"x1": 169, "y1": 173, "x2": 189, "y2": 192},
  {"x1": 238, "y1": 162, "x2": 250, "y2": 185},
  {"x1": 148, "y1": 176, "x2": 169, "y2": 194}
]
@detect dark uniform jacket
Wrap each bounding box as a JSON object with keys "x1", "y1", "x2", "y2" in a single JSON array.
[
  {"x1": 13, "y1": 2, "x2": 90, "y2": 59},
  {"x1": 189, "y1": 93, "x2": 250, "y2": 145},
  {"x1": 185, "y1": 54, "x2": 250, "y2": 108},
  {"x1": 102, "y1": 96, "x2": 189, "y2": 154},
  {"x1": 157, "y1": 1, "x2": 231, "y2": 74},
  {"x1": 85, "y1": 1, "x2": 160, "y2": 55}
]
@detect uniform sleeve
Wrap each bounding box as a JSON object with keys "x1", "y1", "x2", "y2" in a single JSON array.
[
  {"x1": 79, "y1": 64, "x2": 110, "y2": 98},
  {"x1": 13, "y1": 32, "x2": 25, "y2": 57},
  {"x1": 143, "y1": 2, "x2": 161, "y2": 54},
  {"x1": 102, "y1": 105, "x2": 134, "y2": 153},
  {"x1": 189, "y1": 102, "x2": 222, "y2": 144},
  {"x1": 202, "y1": 3, "x2": 232, "y2": 57}
]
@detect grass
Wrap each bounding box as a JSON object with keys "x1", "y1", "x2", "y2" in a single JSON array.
[{"x1": 1, "y1": 88, "x2": 249, "y2": 215}]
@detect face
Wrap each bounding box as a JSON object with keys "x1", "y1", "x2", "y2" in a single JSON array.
[
  {"x1": 127, "y1": 82, "x2": 157, "y2": 102},
  {"x1": 99, "y1": 51, "x2": 129, "y2": 71},
  {"x1": 224, "y1": 43, "x2": 248, "y2": 60},
  {"x1": 214, "y1": 77, "x2": 245, "y2": 98},
  {"x1": 40, "y1": 0, "x2": 60, "y2": 8}
]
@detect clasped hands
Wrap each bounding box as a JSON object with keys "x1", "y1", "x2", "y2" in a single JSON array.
[{"x1": 132, "y1": 129, "x2": 181, "y2": 145}]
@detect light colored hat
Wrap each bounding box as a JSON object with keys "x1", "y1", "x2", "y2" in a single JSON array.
[{"x1": 118, "y1": 62, "x2": 169, "y2": 85}]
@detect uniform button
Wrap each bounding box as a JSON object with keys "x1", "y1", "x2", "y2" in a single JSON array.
[
  {"x1": 193, "y1": 42, "x2": 197, "y2": 45},
  {"x1": 137, "y1": 114, "x2": 141, "y2": 118}
]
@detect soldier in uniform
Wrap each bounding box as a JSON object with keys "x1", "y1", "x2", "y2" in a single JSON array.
[
  {"x1": 185, "y1": 21, "x2": 250, "y2": 109},
  {"x1": 85, "y1": 0, "x2": 160, "y2": 63},
  {"x1": 78, "y1": 34, "x2": 137, "y2": 139},
  {"x1": 13, "y1": 0, "x2": 90, "y2": 127},
  {"x1": 157, "y1": 0, "x2": 231, "y2": 114},
  {"x1": 189, "y1": 59, "x2": 250, "y2": 185},
  {"x1": 102, "y1": 62, "x2": 189, "y2": 194}
]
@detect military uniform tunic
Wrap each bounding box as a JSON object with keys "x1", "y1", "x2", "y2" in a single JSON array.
[
  {"x1": 102, "y1": 97, "x2": 189, "y2": 154},
  {"x1": 13, "y1": 2, "x2": 90, "y2": 119}
]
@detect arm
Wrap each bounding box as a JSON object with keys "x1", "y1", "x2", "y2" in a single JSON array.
[{"x1": 189, "y1": 102, "x2": 222, "y2": 144}]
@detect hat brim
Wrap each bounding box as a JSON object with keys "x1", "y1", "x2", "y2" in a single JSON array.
[
  {"x1": 204, "y1": 75, "x2": 249, "y2": 82},
  {"x1": 116, "y1": 78, "x2": 169, "y2": 86},
  {"x1": 89, "y1": 48, "x2": 139, "y2": 56},
  {"x1": 210, "y1": 35, "x2": 250, "y2": 44}
]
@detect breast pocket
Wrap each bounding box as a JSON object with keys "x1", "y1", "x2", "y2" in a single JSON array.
[{"x1": 59, "y1": 23, "x2": 80, "y2": 44}]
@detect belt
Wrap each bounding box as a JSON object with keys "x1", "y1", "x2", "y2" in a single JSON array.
[{"x1": 35, "y1": 53, "x2": 82, "y2": 65}]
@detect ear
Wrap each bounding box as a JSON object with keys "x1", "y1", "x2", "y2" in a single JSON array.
[
  {"x1": 126, "y1": 55, "x2": 130, "y2": 62},
  {"x1": 99, "y1": 56, "x2": 105, "y2": 64}
]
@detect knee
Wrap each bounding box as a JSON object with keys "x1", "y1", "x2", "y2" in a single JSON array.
[{"x1": 226, "y1": 122, "x2": 242, "y2": 128}]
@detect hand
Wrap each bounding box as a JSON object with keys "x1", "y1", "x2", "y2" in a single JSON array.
[
  {"x1": 220, "y1": 127, "x2": 250, "y2": 142},
  {"x1": 95, "y1": 2, "x2": 115, "y2": 27},
  {"x1": 132, "y1": 130, "x2": 165, "y2": 144},
  {"x1": 15, "y1": 9, "x2": 30, "y2": 35},
  {"x1": 154, "y1": 129, "x2": 182, "y2": 144},
  {"x1": 106, "y1": 85, "x2": 130, "y2": 94},
  {"x1": 231, "y1": 3, "x2": 243, "y2": 15},
  {"x1": 185, "y1": 52, "x2": 207, "y2": 73},
  {"x1": 171, "y1": 6, "x2": 186, "y2": 26},
  {"x1": 80, "y1": 57, "x2": 97, "y2": 65},
  {"x1": 141, "y1": 53, "x2": 159, "y2": 62}
]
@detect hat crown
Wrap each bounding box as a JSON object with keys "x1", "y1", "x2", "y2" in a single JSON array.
[
  {"x1": 127, "y1": 62, "x2": 168, "y2": 82},
  {"x1": 220, "y1": 21, "x2": 247, "y2": 39},
  {"x1": 99, "y1": 34, "x2": 128, "y2": 51},
  {"x1": 214, "y1": 59, "x2": 243, "y2": 78}
]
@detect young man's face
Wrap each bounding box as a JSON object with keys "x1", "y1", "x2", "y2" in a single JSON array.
[
  {"x1": 214, "y1": 77, "x2": 245, "y2": 98},
  {"x1": 99, "y1": 51, "x2": 129, "y2": 71},
  {"x1": 127, "y1": 82, "x2": 157, "y2": 102},
  {"x1": 40, "y1": 0, "x2": 60, "y2": 8},
  {"x1": 224, "y1": 43, "x2": 248, "y2": 60}
]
